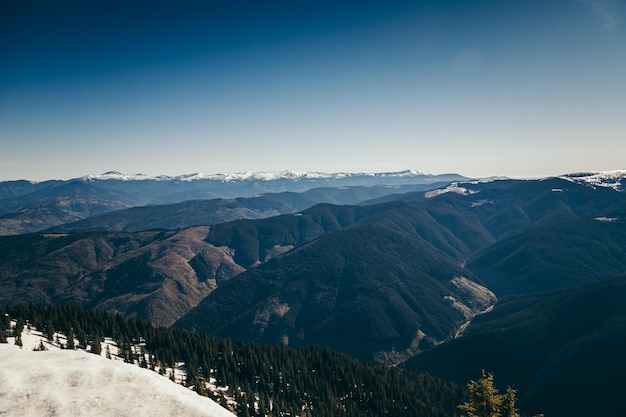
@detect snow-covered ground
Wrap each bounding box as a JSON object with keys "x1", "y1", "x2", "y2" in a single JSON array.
[
  {"x1": 424, "y1": 182, "x2": 478, "y2": 198},
  {"x1": 0, "y1": 343, "x2": 235, "y2": 417},
  {"x1": 0, "y1": 323, "x2": 235, "y2": 417}
]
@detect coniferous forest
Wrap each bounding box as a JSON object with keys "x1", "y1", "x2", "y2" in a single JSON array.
[{"x1": 1, "y1": 303, "x2": 465, "y2": 417}]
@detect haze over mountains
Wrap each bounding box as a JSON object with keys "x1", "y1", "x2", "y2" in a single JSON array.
[
  {"x1": 2, "y1": 169, "x2": 626, "y2": 416},
  {"x1": 0, "y1": 170, "x2": 466, "y2": 235}
]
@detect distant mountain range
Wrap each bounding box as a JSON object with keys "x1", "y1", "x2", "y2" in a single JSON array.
[{"x1": 0, "y1": 170, "x2": 467, "y2": 235}]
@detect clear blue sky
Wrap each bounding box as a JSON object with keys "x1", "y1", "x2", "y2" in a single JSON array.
[{"x1": 1, "y1": 0, "x2": 625, "y2": 181}]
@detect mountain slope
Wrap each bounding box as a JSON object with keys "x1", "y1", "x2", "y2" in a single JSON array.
[
  {"x1": 175, "y1": 177, "x2": 626, "y2": 363},
  {"x1": 2, "y1": 303, "x2": 466, "y2": 417},
  {"x1": 175, "y1": 223, "x2": 495, "y2": 363},
  {"x1": 467, "y1": 216, "x2": 626, "y2": 295},
  {"x1": 0, "y1": 227, "x2": 244, "y2": 326},
  {"x1": 404, "y1": 276, "x2": 626, "y2": 417}
]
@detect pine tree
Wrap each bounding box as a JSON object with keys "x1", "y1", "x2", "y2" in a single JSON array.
[
  {"x1": 500, "y1": 387, "x2": 520, "y2": 417},
  {"x1": 0, "y1": 310, "x2": 7, "y2": 343},
  {"x1": 91, "y1": 334, "x2": 102, "y2": 355},
  {"x1": 14, "y1": 333, "x2": 23, "y2": 348},
  {"x1": 459, "y1": 370, "x2": 502, "y2": 417},
  {"x1": 66, "y1": 327, "x2": 76, "y2": 350},
  {"x1": 13, "y1": 318, "x2": 24, "y2": 348},
  {"x1": 458, "y1": 371, "x2": 542, "y2": 417},
  {"x1": 44, "y1": 319, "x2": 55, "y2": 342}
]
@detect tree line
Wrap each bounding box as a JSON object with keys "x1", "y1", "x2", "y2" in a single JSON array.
[{"x1": 1, "y1": 303, "x2": 464, "y2": 417}]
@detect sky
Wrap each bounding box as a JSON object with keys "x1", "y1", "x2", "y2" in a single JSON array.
[{"x1": 1, "y1": 0, "x2": 625, "y2": 181}]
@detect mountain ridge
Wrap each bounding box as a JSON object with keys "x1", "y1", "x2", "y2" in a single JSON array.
[
  {"x1": 0, "y1": 170, "x2": 468, "y2": 235},
  {"x1": 81, "y1": 169, "x2": 433, "y2": 182}
]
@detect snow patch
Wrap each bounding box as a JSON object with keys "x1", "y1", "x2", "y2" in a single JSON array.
[
  {"x1": 471, "y1": 200, "x2": 493, "y2": 208},
  {"x1": 424, "y1": 183, "x2": 477, "y2": 199},
  {"x1": 4, "y1": 320, "x2": 237, "y2": 416}
]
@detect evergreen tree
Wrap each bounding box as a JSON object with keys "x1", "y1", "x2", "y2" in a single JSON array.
[
  {"x1": 65, "y1": 327, "x2": 76, "y2": 350},
  {"x1": 91, "y1": 334, "x2": 102, "y2": 355},
  {"x1": 14, "y1": 333, "x2": 23, "y2": 347},
  {"x1": 75, "y1": 326, "x2": 87, "y2": 349},
  {"x1": 13, "y1": 317, "x2": 25, "y2": 338},
  {"x1": 13, "y1": 317, "x2": 24, "y2": 348},
  {"x1": 0, "y1": 310, "x2": 7, "y2": 343},
  {"x1": 500, "y1": 387, "x2": 520, "y2": 417},
  {"x1": 459, "y1": 370, "x2": 502, "y2": 417},
  {"x1": 44, "y1": 319, "x2": 55, "y2": 342},
  {"x1": 458, "y1": 370, "x2": 542, "y2": 417}
]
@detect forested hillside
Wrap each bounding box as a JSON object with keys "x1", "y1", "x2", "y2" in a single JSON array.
[
  {"x1": 0, "y1": 227, "x2": 245, "y2": 326},
  {"x1": 1, "y1": 303, "x2": 465, "y2": 417}
]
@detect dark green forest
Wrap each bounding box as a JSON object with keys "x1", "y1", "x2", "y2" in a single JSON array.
[{"x1": 1, "y1": 303, "x2": 465, "y2": 417}]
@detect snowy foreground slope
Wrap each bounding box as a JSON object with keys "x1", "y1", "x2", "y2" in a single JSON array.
[{"x1": 0, "y1": 343, "x2": 234, "y2": 417}]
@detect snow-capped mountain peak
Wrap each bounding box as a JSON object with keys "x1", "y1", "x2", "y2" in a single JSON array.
[
  {"x1": 82, "y1": 171, "x2": 172, "y2": 181},
  {"x1": 559, "y1": 170, "x2": 626, "y2": 191},
  {"x1": 81, "y1": 169, "x2": 430, "y2": 183}
]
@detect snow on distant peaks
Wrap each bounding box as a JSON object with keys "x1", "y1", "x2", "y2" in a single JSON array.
[
  {"x1": 82, "y1": 171, "x2": 172, "y2": 181},
  {"x1": 195, "y1": 169, "x2": 428, "y2": 182},
  {"x1": 202, "y1": 170, "x2": 334, "y2": 182},
  {"x1": 560, "y1": 170, "x2": 626, "y2": 191},
  {"x1": 82, "y1": 169, "x2": 428, "y2": 182}
]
